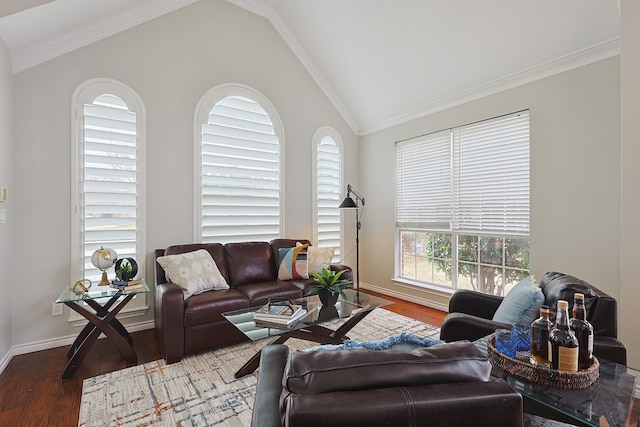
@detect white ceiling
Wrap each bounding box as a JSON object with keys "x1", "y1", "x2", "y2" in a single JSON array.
[{"x1": 0, "y1": 0, "x2": 621, "y2": 135}]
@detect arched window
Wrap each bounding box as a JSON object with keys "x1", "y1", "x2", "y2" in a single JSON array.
[
  {"x1": 195, "y1": 84, "x2": 283, "y2": 243},
  {"x1": 71, "y1": 79, "x2": 147, "y2": 318},
  {"x1": 313, "y1": 127, "x2": 343, "y2": 261}
]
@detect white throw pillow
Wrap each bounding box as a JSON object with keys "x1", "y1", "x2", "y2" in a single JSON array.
[
  {"x1": 157, "y1": 249, "x2": 229, "y2": 298},
  {"x1": 307, "y1": 246, "x2": 336, "y2": 274}
]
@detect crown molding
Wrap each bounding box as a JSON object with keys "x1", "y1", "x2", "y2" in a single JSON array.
[
  {"x1": 360, "y1": 38, "x2": 621, "y2": 136},
  {"x1": 11, "y1": 0, "x2": 200, "y2": 74}
]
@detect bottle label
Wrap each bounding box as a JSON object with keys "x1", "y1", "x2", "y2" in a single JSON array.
[
  {"x1": 587, "y1": 333, "x2": 593, "y2": 353},
  {"x1": 558, "y1": 346, "x2": 579, "y2": 372}
]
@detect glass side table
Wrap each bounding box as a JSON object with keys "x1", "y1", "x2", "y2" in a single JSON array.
[{"x1": 55, "y1": 281, "x2": 150, "y2": 379}]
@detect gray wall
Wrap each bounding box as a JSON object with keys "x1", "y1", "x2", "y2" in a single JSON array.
[
  {"x1": 9, "y1": 0, "x2": 357, "y2": 349},
  {"x1": 620, "y1": 0, "x2": 640, "y2": 369},
  {"x1": 0, "y1": 38, "x2": 13, "y2": 368},
  {"x1": 359, "y1": 58, "x2": 621, "y2": 323}
]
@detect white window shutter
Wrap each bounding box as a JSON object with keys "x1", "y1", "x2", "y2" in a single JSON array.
[
  {"x1": 83, "y1": 94, "x2": 138, "y2": 281},
  {"x1": 316, "y1": 136, "x2": 341, "y2": 257},
  {"x1": 201, "y1": 96, "x2": 280, "y2": 243}
]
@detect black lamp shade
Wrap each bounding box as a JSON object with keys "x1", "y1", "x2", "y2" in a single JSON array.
[{"x1": 339, "y1": 196, "x2": 357, "y2": 209}]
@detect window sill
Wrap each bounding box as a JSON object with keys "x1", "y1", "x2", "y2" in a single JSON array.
[{"x1": 392, "y1": 277, "x2": 455, "y2": 296}]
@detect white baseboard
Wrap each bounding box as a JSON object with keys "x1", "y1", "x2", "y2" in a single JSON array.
[
  {"x1": 0, "y1": 320, "x2": 155, "y2": 376},
  {"x1": 360, "y1": 282, "x2": 450, "y2": 313}
]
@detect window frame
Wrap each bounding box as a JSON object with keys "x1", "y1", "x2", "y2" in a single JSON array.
[
  {"x1": 312, "y1": 127, "x2": 343, "y2": 261},
  {"x1": 71, "y1": 78, "x2": 147, "y2": 323}
]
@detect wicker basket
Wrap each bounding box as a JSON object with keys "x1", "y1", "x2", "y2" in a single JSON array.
[{"x1": 487, "y1": 333, "x2": 599, "y2": 389}]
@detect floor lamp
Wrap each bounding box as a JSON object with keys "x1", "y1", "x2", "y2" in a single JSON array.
[{"x1": 339, "y1": 184, "x2": 364, "y2": 300}]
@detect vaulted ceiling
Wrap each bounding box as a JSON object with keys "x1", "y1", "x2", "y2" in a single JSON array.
[{"x1": 0, "y1": 0, "x2": 621, "y2": 135}]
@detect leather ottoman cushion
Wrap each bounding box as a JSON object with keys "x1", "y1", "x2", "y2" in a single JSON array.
[
  {"x1": 184, "y1": 288, "x2": 250, "y2": 327},
  {"x1": 285, "y1": 341, "x2": 491, "y2": 395}
]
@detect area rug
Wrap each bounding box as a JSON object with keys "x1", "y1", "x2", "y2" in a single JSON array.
[
  {"x1": 78, "y1": 308, "x2": 439, "y2": 427},
  {"x1": 78, "y1": 308, "x2": 571, "y2": 427}
]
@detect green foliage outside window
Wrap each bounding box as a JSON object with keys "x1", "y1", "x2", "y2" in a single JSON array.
[{"x1": 403, "y1": 231, "x2": 529, "y2": 296}]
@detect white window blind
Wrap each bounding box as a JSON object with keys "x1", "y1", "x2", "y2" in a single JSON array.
[
  {"x1": 316, "y1": 136, "x2": 341, "y2": 257},
  {"x1": 453, "y1": 112, "x2": 530, "y2": 235},
  {"x1": 82, "y1": 94, "x2": 138, "y2": 280},
  {"x1": 396, "y1": 111, "x2": 529, "y2": 236},
  {"x1": 201, "y1": 95, "x2": 280, "y2": 243},
  {"x1": 396, "y1": 130, "x2": 452, "y2": 229}
]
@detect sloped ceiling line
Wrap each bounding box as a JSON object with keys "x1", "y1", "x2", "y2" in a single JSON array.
[{"x1": 9, "y1": 0, "x2": 201, "y2": 74}]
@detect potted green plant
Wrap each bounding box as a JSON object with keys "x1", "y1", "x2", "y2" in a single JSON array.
[
  {"x1": 307, "y1": 268, "x2": 352, "y2": 306},
  {"x1": 115, "y1": 258, "x2": 137, "y2": 282}
]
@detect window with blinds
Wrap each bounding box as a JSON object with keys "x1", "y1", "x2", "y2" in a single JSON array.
[
  {"x1": 71, "y1": 78, "x2": 147, "y2": 321},
  {"x1": 314, "y1": 133, "x2": 342, "y2": 260},
  {"x1": 396, "y1": 111, "x2": 530, "y2": 295},
  {"x1": 200, "y1": 95, "x2": 281, "y2": 243}
]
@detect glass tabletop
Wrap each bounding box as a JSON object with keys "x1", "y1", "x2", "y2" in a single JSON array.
[
  {"x1": 56, "y1": 280, "x2": 150, "y2": 303},
  {"x1": 475, "y1": 337, "x2": 639, "y2": 427},
  {"x1": 222, "y1": 289, "x2": 393, "y2": 342}
]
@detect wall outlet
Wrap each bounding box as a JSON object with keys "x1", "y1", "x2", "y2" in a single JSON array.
[{"x1": 52, "y1": 302, "x2": 63, "y2": 316}]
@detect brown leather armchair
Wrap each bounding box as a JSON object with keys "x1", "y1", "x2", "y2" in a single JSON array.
[
  {"x1": 440, "y1": 271, "x2": 627, "y2": 365},
  {"x1": 251, "y1": 342, "x2": 523, "y2": 427}
]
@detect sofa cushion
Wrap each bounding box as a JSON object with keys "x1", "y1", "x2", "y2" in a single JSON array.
[
  {"x1": 183, "y1": 288, "x2": 250, "y2": 326},
  {"x1": 225, "y1": 242, "x2": 276, "y2": 286},
  {"x1": 157, "y1": 249, "x2": 229, "y2": 298},
  {"x1": 492, "y1": 276, "x2": 543, "y2": 327},
  {"x1": 284, "y1": 341, "x2": 490, "y2": 395},
  {"x1": 277, "y1": 245, "x2": 309, "y2": 280},
  {"x1": 234, "y1": 281, "x2": 303, "y2": 307},
  {"x1": 307, "y1": 246, "x2": 335, "y2": 274}
]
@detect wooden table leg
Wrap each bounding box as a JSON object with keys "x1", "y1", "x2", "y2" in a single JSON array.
[
  {"x1": 233, "y1": 304, "x2": 380, "y2": 378},
  {"x1": 62, "y1": 293, "x2": 137, "y2": 379}
]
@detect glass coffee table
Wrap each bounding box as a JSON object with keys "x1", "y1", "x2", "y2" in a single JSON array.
[
  {"x1": 475, "y1": 338, "x2": 639, "y2": 427},
  {"x1": 223, "y1": 289, "x2": 393, "y2": 378}
]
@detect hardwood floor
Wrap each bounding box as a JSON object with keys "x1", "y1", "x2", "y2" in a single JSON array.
[{"x1": 0, "y1": 291, "x2": 445, "y2": 426}]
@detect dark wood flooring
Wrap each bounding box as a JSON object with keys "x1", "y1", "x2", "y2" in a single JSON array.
[{"x1": 0, "y1": 291, "x2": 443, "y2": 426}]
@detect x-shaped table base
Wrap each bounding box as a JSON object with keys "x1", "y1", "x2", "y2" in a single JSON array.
[{"x1": 62, "y1": 292, "x2": 137, "y2": 379}]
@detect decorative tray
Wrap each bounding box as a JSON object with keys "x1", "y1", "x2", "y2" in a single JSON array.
[{"x1": 487, "y1": 333, "x2": 599, "y2": 389}]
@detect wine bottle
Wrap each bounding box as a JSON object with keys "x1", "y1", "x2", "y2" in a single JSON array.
[
  {"x1": 530, "y1": 305, "x2": 552, "y2": 367},
  {"x1": 569, "y1": 293, "x2": 594, "y2": 370},
  {"x1": 548, "y1": 300, "x2": 578, "y2": 371}
]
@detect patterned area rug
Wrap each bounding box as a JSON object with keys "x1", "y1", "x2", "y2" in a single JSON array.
[
  {"x1": 78, "y1": 308, "x2": 439, "y2": 426},
  {"x1": 78, "y1": 308, "x2": 571, "y2": 427}
]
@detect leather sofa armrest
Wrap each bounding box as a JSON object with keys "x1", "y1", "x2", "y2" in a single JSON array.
[
  {"x1": 448, "y1": 289, "x2": 504, "y2": 319},
  {"x1": 329, "y1": 264, "x2": 353, "y2": 282},
  {"x1": 594, "y1": 336, "x2": 627, "y2": 366},
  {"x1": 155, "y1": 282, "x2": 185, "y2": 364},
  {"x1": 251, "y1": 345, "x2": 289, "y2": 427},
  {"x1": 440, "y1": 312, "x2": 511, "y2": 343}
]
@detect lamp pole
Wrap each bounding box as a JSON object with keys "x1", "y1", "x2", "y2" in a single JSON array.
[{"x1": 339, "y1": 184, "x2": 364, "y2": 301}]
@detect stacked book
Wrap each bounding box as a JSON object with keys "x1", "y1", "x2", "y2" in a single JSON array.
[
  {"x1": 253, "y1": 303, "x2": 307, "y2": 328},
  {"x1": 110, "y1": 278, "x2": 144, "y2": 291}
]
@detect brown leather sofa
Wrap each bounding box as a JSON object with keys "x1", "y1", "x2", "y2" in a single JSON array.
[
  {"x1": 154, "y1": 238, "x2": 352, "y2": 363},
  {"x1": 440, "y1": 271, "x2": 627, "y2": 365},
  {"x1": 251, "y1": 342, "x2": 523, "y2": 427}
]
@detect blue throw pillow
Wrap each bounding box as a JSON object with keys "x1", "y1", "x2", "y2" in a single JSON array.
[{"x1": 492, "y1": 276, "x2": 544, "y2": 327}]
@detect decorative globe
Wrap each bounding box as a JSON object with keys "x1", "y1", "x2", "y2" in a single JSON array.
[{"x1": 91, "y1": 246, "x2": 118, "y2": 285}]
